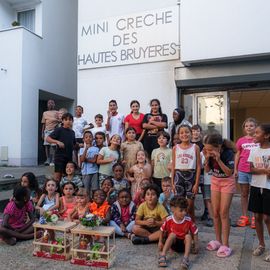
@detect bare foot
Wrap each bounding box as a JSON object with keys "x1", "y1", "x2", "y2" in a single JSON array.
[{"x1": 3, "y1": 237, "x2": 16, "y2": 246}]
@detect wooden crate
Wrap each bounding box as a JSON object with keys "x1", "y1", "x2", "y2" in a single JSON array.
[
  {"x1": 33, "y1": 221, "x2": 77, "y2": 261},
  {"x1": 70, "y1": 225, "x2": 116, "y2": 268}
]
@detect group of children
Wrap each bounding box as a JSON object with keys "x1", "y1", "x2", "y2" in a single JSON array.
[{"x1": 1, "y1": 105, "x2": 270, "y2": 268}]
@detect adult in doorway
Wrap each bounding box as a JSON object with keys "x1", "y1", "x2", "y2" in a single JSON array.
[
  {"x1": 142, "y1": 99, "x2": 168, "y2": 157},
  {"x1": 124, "y1": 100, "x2": 145, "y2": 141},
  {"x1": 41, "y1": 99, "x2": 59, "y2": 166},
  {"x1": 168, "y1": 107, "x2": 192, "y2": 147}
]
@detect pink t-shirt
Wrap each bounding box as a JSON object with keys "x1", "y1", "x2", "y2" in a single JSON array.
[
  {"x1": 124, "y1": 113, "x2": 144, "y2": 135},
  {"x1": 236, "y1": 136, "x2": 259, "y2": 172},
  {"x1": 121, "y1": 205, "x2": 131, "y2": 225},
  {"x1": 4, "y1": 201, "x2": 33, "y2": 229}
]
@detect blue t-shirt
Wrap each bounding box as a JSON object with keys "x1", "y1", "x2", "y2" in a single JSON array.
[
  {"x1": 79, "y1": 146, "x2": 99, "y2": 175},
  {"x1": 159, "y1": 192, "x2": 174, "y2": 215}
]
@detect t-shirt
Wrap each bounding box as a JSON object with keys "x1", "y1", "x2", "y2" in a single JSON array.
[
  {"x1": 88, "y1": 201, "x2": 110, "y2": 219},
  {"x1": 192, "y1": 140, "x2": 204, "y2": 152},
  {"x1": 49, "y1": 127, "x2": 76, "y2": 162},
  {"x1": 108, "y1": 113, "x2": 125, "y2": 140},
  {"x1": 124, "y1": 113, "x2": 144, "y2": 135},
  {"x1": 161, "y1": 215, "x2": 198, "y2": 240},
  {"x1": 209, "y1": 148, "x2": 234, "y2": 178},
  {"x1": 151, "y1": 147, "x2": 172, "y2": 178},
  {"x1": 73, "y1": 116, "x2": 88, "y2": 139},
  {"x1": 248, "y1": 147, "x2": 270, "y2": 189},
  {"x1": 60, "y1": 175, "x2": 83, "y2": 188},
  {"x1": 142, "y1": 113, "x2": 168, "y2": 135},
  {"x1": 99, "y1": 147, "x2": 119, "y2": 176},
  {"x1": 112, "y1": 178, "x2": 129, "y2": 193},
  {"x1": 41, "y1": 110, "x2": 59, "y2": 131},
  {"x1": 158, "y1": 192, "x2": 174, "y2": 215},
  {"x1": 236, "y1": 136, "x2": 259, "y2": 173},
  {"x1": 91, "y1": 126, "x2": 107, "y2": 138},
  {"x1": 136, "y1": 202, "x2": 168, "y2": 221},
  {"x1": 80, "y1": 146, "x2": 99, "y2": 175},
  {"x1": 4, "y1": 201, "x2": 34, "y2": 229}
]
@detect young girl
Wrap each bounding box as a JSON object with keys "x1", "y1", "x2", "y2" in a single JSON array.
[
  {"x1": 20, "y1": 172, "x2": 41, "y2": 205},
  {"x1": 110, "y1": 189, "x2": 136, "y2": 238},
  {"x1": 121, "y1": 127, "x2": 144, "y2": 175},
  {"x1": 132, "y1": 184, "x2": 168, "y2": 245},
  {"x1": 60, "y1": 161, "x2": 83, "y2": 190},
  {"x1": 0, "y1": 186, "x2": 35, "y2": 245},
  {"x1": 68, "y1": 188, "x2": 89, "y2": 221},
  {"x1": 101, "y1": 177, "x2": 115, "y2": 205},
  {"x1": 247, "y1": 124, "x2": 270, "y2": 262},
  {"x1": 204, "y1": 134, "x2": 235, "y2": 257},
  {"x1": 133, "y1": 178, "x2": 151, "y2": 208},
  {"x1": 36, "y1": 178, "x2": 60, "y2": 216},
  {"x1": 97, "y1": 134, "x2": 121, "y2": 184},
  {"x1": 112, "y1": 163, "x2": 129, "y2": 196},
  {"x1": 234, "y1": 118, "x2": 259, "y2": 228},
  {"x1": 59, "y1": 182, "x2": 76, "y2": 220},
  {"x1": 128, "y1": 150, "x2": 152, "y2": 198},
  {"x1": 95, "y1": 131, "x2": 106, "y2": 150},
  {"x1": 172, "y1": 125, "x2": 201, "y2": 221},
  {"x1": 88, "y1": 190, "x2": 111, "y2": 224}
]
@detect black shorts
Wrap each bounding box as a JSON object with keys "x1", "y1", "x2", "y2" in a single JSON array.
[
  {"x1": 248, "y1": 186, "x2": 270, "y2": 216},
  {"x1": 171, "y1": 238, "x2": 185, "y2": 253}
]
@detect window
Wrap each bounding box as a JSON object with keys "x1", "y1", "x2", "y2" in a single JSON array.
[{"x1": 18, "y1": 9, "x2": 35, "y2": 32}]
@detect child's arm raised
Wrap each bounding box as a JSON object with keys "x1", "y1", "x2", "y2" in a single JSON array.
[{"x1": 213, "y1": 150, "x2": 233, "y2": 177}]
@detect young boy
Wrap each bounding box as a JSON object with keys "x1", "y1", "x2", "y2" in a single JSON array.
[
  {"x1": 106, "y1": 100, "x2": 125, "y2": 141},
  {"x1": 95, "y1": 131, "x2": 106, "y2": 150},
  {"x1": 191, "y1": 124, "x2": 203, "y2": 151},
  {"x1": 132, "y1": 184, "x2": 168, "y2": 245},
  {"x1": 151, "y1": 131, "x2": 172, "y2": 190},
  {"x1": 46, "y1": 113, "x2": 76, "y2": 182},
  {"x1": 158, "y1": 196, "x2": 198, "y2": 270},
  {"x1": 159, "y1": 177, "x2": 174, "y2": 215},
  {"x1": 91, "y1": 114, "x2": 107, "y2": 138}
]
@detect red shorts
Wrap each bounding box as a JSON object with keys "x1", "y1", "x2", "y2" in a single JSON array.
[{"x1": 211, "y1": 176, "x2": 236, "y2": 194}]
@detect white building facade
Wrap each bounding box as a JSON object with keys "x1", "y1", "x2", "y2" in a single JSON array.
[{"x1": 0, "y1": 0, "x2": 77, "y2": 166}]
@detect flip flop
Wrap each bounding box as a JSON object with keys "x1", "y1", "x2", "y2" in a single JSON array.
[
  {"x1": 264, "y1": 254, "x2": 270, "y2": 262},
  {"x1": 237, "y1": 216, "x2": 250, "y2": 227},
  {"x1": 252, "y1": 245, "x2": 265, "y2": 256},
  {"x1": 206, "y1": 240, "x2": 221, "y2": 251},
  {"x1": 217, "y1": 245, "x2": 232, "y2": 258},
  {"x1": 158, "y1": 255, "x2": 168, "y2": 267}
]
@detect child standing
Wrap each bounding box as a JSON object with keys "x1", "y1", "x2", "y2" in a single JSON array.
[
  {"x1": 235, "y1": 118, "x2": 259, "y2": 228},
  {"x1": 59, "y1": 182, "x2": 76, "y2": 220},
  {"x1": 158, "y1": 196, "x2": 198, "y2": 269},
  {"x1": 128, "y1": 150, "x2": 152, "y2": 198},
  {"x1": 60, "y1": 161, "x2": 83, "y2": 190},
  {"x1": 247, "y1": 124, "x2": 270, "y2": 262},
  {"x1": 158, "y1": 177, "x2": 174, "y2": 215},
  {"x1": 0, "y1": 186, "x2": 35, "y2": 245},
  {"x1": 46, "y1": 113, "x2": 76, "y2": 182},
  {"x1": 132, "y1": 184, "x2": 168, "y2": 245},
  {"x1": 151, "y1": 131, "x2": 172, "y2": 190},
  {"x1": 172, "y1": 125, "x2": 201, "y2": 221},
  {"x1": 121, "y1": 127, "x2": 144, "y2": 175},
  {"x1": 204, "y1": 134, "x2": 235, "y2": 257},
  {"x1": 80, "y1": 131, "x2": 99, "y2": 196},
  {"x1": 97, "y1": 134, "x2": 121, "y2": 184},
  {"x1": 90, "y1": 114, "x2": 107, "y2": 138},
  {"x1": 110, "y1": 189, "x2": 136, "y2": 238},
  {"x1": 95, "y1": 131, "x2": 106, "y2": 150}
]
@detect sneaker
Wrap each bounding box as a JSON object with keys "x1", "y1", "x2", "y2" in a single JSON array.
[
  {"x1": 49, "y1": 163, "x2": 55, "y2": 167},
  {"x1": 44, "y1": 159, "x2": 50, "y2": 166},
  {"x1": 131, "y1": 236, "x2": 150, "y2": 245},
  {"x1": 206, "y1": 218, "x2": 213, "y2": 227},
  {"x1": 180, "y1": 256, "x2": 189, "y2": 270}
]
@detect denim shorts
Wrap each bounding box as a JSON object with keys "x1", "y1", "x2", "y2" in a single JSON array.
[{"x1": 238, "y1": 171, "x2": 252, "y2": 185}]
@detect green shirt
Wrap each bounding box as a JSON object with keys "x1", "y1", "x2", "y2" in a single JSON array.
[{"x1": 151, "y1": 147, "x2": 172, "y2": 178}]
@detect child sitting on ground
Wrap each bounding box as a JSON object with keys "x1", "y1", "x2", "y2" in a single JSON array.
[
  {"x1": 110, "y1": 189, "x2": 136, "y2": 238},
  {"x1": 0, "y1": 186, "x2": 35, "y2": 245},
  {"x1": 59, "y1": 182, "x2": 76, "y2": 220},
  {"x1": 158, "y1": 196, "x2": 198, "y2": 270},
  {"x1": 132, "y1": 184, "x2": 168, "y2": 245},
  {"x1": 60, "y1": 161, "x2": 83, "y2": 190},
  {"x1": 159, "y1": 177, "x2": 174, "y2": 215}
]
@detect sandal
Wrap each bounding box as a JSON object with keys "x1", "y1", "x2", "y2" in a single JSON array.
[
  {"x1": 206, "y1": 240, "x2": 221, "y2": 251},
  {"x1": 158, "y1": 255, "x2": 168, "y2": 267},
  {"x1": 250, "y1": 217, "x2": 256, "y2": 229},
  {"x1": 180, "y1": 256, "x2": 189, "y2": 270},
  {"x1": 264, "y1": 254, "x2": 270, "y2": 262},
  {"x1": 252, "y1": 245, "x2": 265, "y2": 256},
  {"x1": 217, "y1": 245, "x2": 232, "y2": 258},
  {"x1": 237, "y1": 216, "x2": 250, "y2": 227}
]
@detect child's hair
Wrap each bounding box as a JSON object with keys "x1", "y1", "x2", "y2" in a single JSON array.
[
  {"x1": 258, "y1": 124, "x2": 270, "y2": 141},
  {"x1": 42, "y1": 177, "x2": 58, "y2": 194},
  {"x1": 102, "y1": 177, "x2": 114, "y2": 187},
  {"x1": 76, "y1": 188, "x2": 88, "y2": 197},
  {"x1": 109, "y1": 99, "x2": 117, "y2": 105},
  {"x1": 204, "y1": 133, "x2": 236, "y2": 152},
  {"x1": 157, "y1": 130, "x2": 170, "y2": 142},
  {"x1": 143, "y1": 184, "x2": 160, "y2": 198},
  {"x1": 136, "y1": 150, "x2": 148, "y2": 163},
  {"x1": 66, "y1": 161, "x2": 77, "y2": 171},
  {"x1": 125, "y1": 127, "x2": 136, "y2": 134},
  {"x1": 109, "y1": 134, "x2": 121, "y2": 162},
  {"x1": 95, "y1": 114, "x2": 103, "y2": 120},
  {"x1": 95, "y1": 131, "x2": 106, "y2": 140},
  {"x1": 13, "y1": 186, "x2": 30, "y2": 202},
  {"x1": 150, "y1": 98, "x2": 162, "y2": 114},
  {"x1": 62, "y1": 112, "x2": 73, "y2": 121},
  {"x1": 76, "y1": 105, "x2": 84, "y2": 112},
  {"x1": 179, "y1": 124, "x2": 192, "y2": 133},
  {"x1": 118, "y1": 188, "x2": 131, "y2": 198},
  {"x1": 170, "y1": 196, "x2": 188, "y2": 210},
  {"x1": 242, "y1": 117, "x2": 257, "y2": 129},
  {"x1": 21, "y1": 172, "x2": 39, "y2": 192},
  {"x1": 191, "y1": 124, "x2": 202, "y2": 131},
  {"x1": 112, "y1": 162, "x2": 124, "y2": 171},
  {"x1": 61, "y1": 182, "x2": 76, "y2": 194},
  {"x1": 140, "y1": 178, "x2": 151, "y2": 189},
  {"x1": 161, "y1": 176, "x2": 171, "y2": 184},
  {"x1": 59, "y1": 107, "x2": 68, "y2": 113},
  {"x1": 83, "y1": 130, "x2": 93, "y2": 137},
  {"x1": 93, "y1": 189, "x2": 107, "y2": 198}
]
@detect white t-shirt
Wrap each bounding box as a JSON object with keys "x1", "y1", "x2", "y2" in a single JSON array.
[
  {"x1": 73, "y1": 116, "x2": 88, "y2": 139},
  {"x1": 248, "y1": 147, "x2": 270, "y2": 189},
  {"x1": 108, "y1": 113, "x2": 125, "y2": 140},
  {"x1": 174, "y1": 144, "x2": 197, "y2": 170},
  {"x1": 98, "y1": 147, "x2": 119, "y2": 176},
  {"x1": 91, "y1": 126, "x2": 107, "y2": 137}
]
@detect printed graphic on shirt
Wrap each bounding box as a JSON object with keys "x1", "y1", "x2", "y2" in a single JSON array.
[
  {"x1": 147, "y1": 115, "x2": 163, "y2": 134},
  {"x1": 176, "y1": 153, "x2": 194, "y2": 165},
  {"x1": 242, "y1": 143, "x2": 260, "y2": 150}
]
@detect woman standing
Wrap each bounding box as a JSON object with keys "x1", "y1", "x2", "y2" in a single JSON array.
[
  {"x1": 142, "y1": 99, "x2": 168, "y2": 156},
  {"x1": 124, "y1": 100, "x2": 145, "y2": 141}
]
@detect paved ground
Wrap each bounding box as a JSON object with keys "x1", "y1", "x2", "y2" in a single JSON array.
[{"x1": 0, "y1": 166, "x2": 269, "y2": 270}]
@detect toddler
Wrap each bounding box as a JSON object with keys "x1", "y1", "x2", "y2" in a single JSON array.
[
  {"x1": 158, "y1": 177, "x2": 174, "y2": 215},
  {"x1": 59, "y1": 182, "x2": 76, "y2": 220}
]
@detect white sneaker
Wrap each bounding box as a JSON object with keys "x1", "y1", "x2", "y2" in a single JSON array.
[{"x1": 49, "y1": 163, "x2": 55, "y2": 166}]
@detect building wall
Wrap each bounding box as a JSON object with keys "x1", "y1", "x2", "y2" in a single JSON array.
[
  {"x1": 0, "y1": 1, "x2": 16, "y2": 29},
  {"x1": 78, "y1": 0, "x2": 179, "y2": 123}
]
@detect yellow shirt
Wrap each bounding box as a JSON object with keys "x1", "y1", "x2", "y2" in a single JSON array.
[{"x1": 136, "y1": 202, "x2": 168, "y2": 221}]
